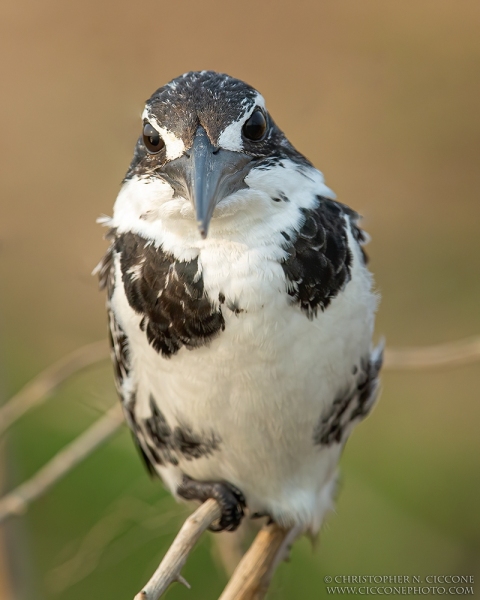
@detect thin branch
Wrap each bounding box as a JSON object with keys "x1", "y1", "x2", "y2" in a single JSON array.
[
  {"x1": 134, "y1": 506, "x2": 297, "y2": 600},
  {"x1": 219, "y1": 523, "x2": 297, "y2": 600},
  {"x1": 0, "y1": 404, "x2": 123, "y2": 525},
  {"x1": 383, "y1": 335, "x2": 480, "y2": 370},
  {"x1": 0, "y1": 340, "x2": 109, "y2": 434},
  {"x1": 47, "y1": 496, "x2": 183, "y2": 593},
  {"x1": 133, "y1": 498, "x2": 221, "y2": 600},
  {"x1": 2, "y1": 333, "x2": 478, "y2": 436},
  {"x1": 0, "y1": 333, "x2": 477, "y2": 559}
]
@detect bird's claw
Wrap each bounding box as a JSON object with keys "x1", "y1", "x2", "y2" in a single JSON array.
[{"x1": 177, "y1": 475, "x2": 246, "y2": 532}]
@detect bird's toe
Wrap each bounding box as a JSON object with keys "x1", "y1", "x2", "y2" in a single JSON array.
[
  {"x1": 177, "y1": 475, "x2": 246, "y2": 532},
  {"x1": 209, "y1": 482, "x2": 245, "y2": 531}
]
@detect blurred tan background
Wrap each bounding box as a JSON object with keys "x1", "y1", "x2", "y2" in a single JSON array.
[{"x1": 1, "y1": 1, "x2": 479, "y2": 599}]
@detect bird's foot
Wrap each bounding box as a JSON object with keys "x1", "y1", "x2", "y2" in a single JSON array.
[{"x1": 177, "y1": 475, "x2": 246, "y2": 532}]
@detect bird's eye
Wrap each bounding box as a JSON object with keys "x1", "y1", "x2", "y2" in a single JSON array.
[
  {"x1": 143, "y1": 123, "x2": 165, "y2": 154},
  {"x1": 242, "y1": 109, "x2": 267, "y2": 141}
]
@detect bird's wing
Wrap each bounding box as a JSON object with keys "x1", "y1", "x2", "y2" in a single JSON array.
[
  {"x1": 280, "y1": 196, "x2": 381, "y2": 442},
  {"x1": 97, "y1": 236, "x2": 157, "y2": 476},
  {"x1": 313, "y1": 342, "x2": 384, "y2": 446}
]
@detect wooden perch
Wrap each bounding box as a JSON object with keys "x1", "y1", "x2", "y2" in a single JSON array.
[
  {"x1": 2, "y1": 332, "x2": 477, "y2": 436},
  {"x1": 1, "y1": 333, "x2": 479, "y2": 595},
  {"x1": 133, "y1": 498, "x2": 294, "y2": 600},
  {"x1": 219, "y1": 522, "x2": 295, "y2": 600},
  {"x1": 134, "y1": 498, "x2": 221, "y2": 599},
  {"x1": 0, "y1": 340, "x2": 109, "y2": 434},
  {"x1": 384, "y1": 335, "x2": 480, "y2": 370},
  {"x1": 0, "y1": 333, "x2": 477, "y2": 526},
  {"x1": 0, "y1": 404, "x2": 123, "y2": 524}
]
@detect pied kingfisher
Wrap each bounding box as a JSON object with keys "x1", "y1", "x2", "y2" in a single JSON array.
[{"x1": 96, "y1": 71, "x2": 382, "y2": 534}]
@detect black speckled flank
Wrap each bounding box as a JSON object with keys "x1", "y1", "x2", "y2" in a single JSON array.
[
  {"x1": 281, "y1": 197, "x2": 360, "y2": 318},
  {"x1": 313, "y1": 349, "x2": 383, "y2": 447},
  {"x1": 144, "y1": 395, "x2": 221, "y2": 467},
  {"x1": 338, "y1": 199, "x2": 369, "y2": 265},
  {"x1": 116, "y1": 231, "x2": 225, "y2": 357},
  {"x1": 98, "y1": 234, "x2": 134, "y2": 408},
  {"x1": 107, "y1": 309, "x2": 130, "y2": 395},
  {"x1": 96, "y1": 231, "x2": 116, "y2": 294},
  {"x1": 98, "y1": 239, "x2": 158, "y2": 476},
  {"x1": 97, "y1": 230, "x2": 224, "y2": 474}
]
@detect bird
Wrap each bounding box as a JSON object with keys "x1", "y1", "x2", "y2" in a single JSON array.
[{"x1": 96, "y1": 70, "x2": 382, "y2": 535}]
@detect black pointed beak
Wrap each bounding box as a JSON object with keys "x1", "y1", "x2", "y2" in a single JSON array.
[{"x1": 161, "y1": 126, "x2": 252, "y2": 238}]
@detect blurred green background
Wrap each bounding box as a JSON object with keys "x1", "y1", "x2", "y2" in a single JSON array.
[{"x1": 1, "y1": 1, "x2": 479, "y2": 598}]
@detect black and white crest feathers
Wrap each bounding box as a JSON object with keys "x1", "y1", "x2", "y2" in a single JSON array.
[
  {"x1": 125, "y1": 71, "x2": 312, "y2": 181},
  {"x1": 146, "y1": 71, "x2": 259, "y2": 143}
]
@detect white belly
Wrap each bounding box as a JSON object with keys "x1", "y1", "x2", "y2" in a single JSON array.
[{"x1": 111, "y1": 231, "x2": 376, "y2": 531}]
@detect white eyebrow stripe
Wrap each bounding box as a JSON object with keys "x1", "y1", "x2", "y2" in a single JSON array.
[
  {"x1": 141, "y1": 108, "x2": 185, "y2": 160},
  {"x1": 218, "y1": 92, "x2": 266, "y2": 152}
]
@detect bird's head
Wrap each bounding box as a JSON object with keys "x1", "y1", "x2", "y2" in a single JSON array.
[{"x1": 115, "y1": 71, "x2": 327, "y2": 241}]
